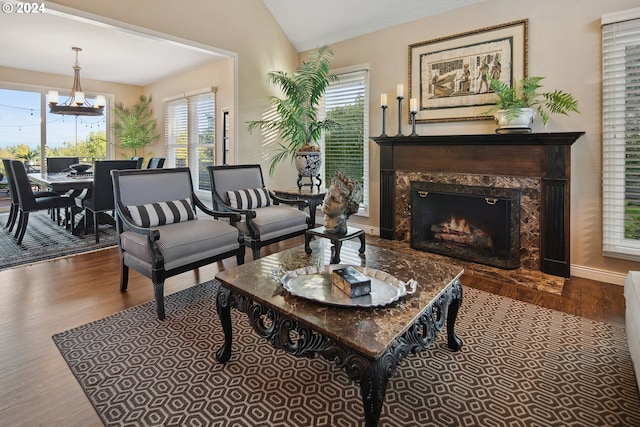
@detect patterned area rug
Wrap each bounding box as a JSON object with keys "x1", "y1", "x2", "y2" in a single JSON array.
[
  {"x1": 52, "y1": 281, "x2": 640, "y2": 427},
  {"x1": 0, "y1": 211, "x2": 116, "y2": 271}
]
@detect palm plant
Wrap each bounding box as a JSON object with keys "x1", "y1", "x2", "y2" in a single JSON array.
[
  {"x1": 112, "y1": 94, "x2": 159, "y2": 157},
  {"x1": 247, "y1": 45, "x2": 340, "y2": 175},
  {"x1": 487, "y1": 76, "x2": 579, "y2": 126}
]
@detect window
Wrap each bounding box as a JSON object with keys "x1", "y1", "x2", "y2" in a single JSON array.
[
  {"x1": 0, "y1": 86, "x2": 107, "y2": 168},
  {"x1": 602, "y1": 8, "x2": 640, "y2": 260},
  {"x1": 321, "y1": 66, "x2": 370, "y2": 215},
  {"x1": 165, "y1": 89, "x2": 216, "y2": 193}
]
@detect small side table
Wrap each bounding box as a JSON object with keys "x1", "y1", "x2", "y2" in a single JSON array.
[
  {"x1": 304, "y1": 225, "x2": 366, "y2": 264},
  {"x1": 274, "y1": 188, "x2": 326, "y2": 227}
]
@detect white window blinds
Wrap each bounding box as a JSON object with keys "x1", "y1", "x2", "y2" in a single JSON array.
[
  {"x1": 602, "y1": 8, "x2": 640, "y2": 260},
  {"x1": 323, "y1": 68, "x2": 370, "y2": 214}
]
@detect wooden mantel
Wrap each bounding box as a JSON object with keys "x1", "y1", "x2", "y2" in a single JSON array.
[{"x1": 372, "y1": 132, "x2": 585, "y2": 277}]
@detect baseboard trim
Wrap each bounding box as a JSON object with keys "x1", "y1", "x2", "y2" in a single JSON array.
[{"x1": 571, "y1": 264, "x2": 627, "y2": 286}]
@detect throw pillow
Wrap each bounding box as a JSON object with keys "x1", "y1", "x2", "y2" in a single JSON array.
[
  {"x1": 127, "y1": 198, "x2": 196, "y2": 227},
  {"x1": 227, "y1": 188, "x2": 271, "y2": 209}
]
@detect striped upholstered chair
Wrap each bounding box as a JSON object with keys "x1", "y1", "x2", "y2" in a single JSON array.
[{"x1": 111, "y1": 167, "x2": 245, "y2": 319}]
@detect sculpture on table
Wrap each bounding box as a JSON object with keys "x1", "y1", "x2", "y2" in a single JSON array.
[{"x1": 322, "y1": 171, "x2": 362, "y2": 234}]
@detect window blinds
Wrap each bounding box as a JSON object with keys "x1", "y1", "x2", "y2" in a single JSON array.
[
  {"x1": 324, "y1": 69, "x2": 369, "y2": 212},
  {"x1": 602, "y1": 8, "x2": 640, "y2": 260}
]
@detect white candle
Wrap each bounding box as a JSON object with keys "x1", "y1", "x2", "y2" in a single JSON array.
[
  {"x1": 410, "y1": 98, "x2": 418, "y2": 112},
  {"x1": 396, "y1": 84, "x2": 404, "y2": 98},
  {"x1": 380, "y1": 93, "x2": 388, "y2": 107}
]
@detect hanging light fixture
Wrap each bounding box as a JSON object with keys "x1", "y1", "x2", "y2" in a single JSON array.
[{"x1": 48, "y1": 47, "x2": 105, "y2": 116}]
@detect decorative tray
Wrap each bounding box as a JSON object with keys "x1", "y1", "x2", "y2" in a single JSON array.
[{"x1": 279, "y1": 265, "x2": 417, "y2": 308}]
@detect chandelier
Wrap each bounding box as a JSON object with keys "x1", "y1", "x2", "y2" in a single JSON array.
[{"x1": 48, "y1": 47, "x2": 105, "y2": 116}]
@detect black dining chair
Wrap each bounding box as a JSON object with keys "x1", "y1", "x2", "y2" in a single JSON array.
[
  {"x1": 130, "y1": 157, "x2": 144, "y2": 169},
  {"x1": 79, "y1": 159, "x2": 139, "y2": 243},
  {"x1": 146, "y1": 157, "x2": 165, "y2": 169},
  {"x1": 46, "y1": 157, "x2": 79, "y2": 173},
  {"x1": 3, "y1": 158, "x2": 60, "y2": 233},
  {"x1": 8, "y1": 160, "x2": 76, "y2": 245}
]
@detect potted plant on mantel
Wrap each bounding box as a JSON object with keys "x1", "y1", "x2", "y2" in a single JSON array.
[
  {"x1": 248, "y1": 45, "x2": 340, "y2": 182},
  {"x1": 485, "y1": 76, "x2": 580, "y2": 131},
  {"x1": 112, "y1": 94, "x2": 159, "y2": 158}
]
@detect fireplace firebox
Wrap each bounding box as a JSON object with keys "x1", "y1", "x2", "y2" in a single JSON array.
[{"x1": 410, "y1": 181, "x2": 521, "y2": 269}]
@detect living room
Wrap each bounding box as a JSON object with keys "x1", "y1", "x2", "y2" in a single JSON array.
[{"x1": 1, "y1": 0, "x2": 640, "y2": 425}]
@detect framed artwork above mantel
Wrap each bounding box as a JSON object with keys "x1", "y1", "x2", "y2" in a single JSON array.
[{"x1": 409, "y1": 19, "x2": 529, "y2": 123}]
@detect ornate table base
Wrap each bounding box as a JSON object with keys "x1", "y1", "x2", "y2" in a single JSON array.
[{"x1": 215, "y1": 278, "x2": 463, "y2": 427}]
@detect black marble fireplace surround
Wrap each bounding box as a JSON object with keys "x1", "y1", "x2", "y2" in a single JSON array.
[
  {"x1": 372, "y1": 132, "x2": 584, "y2": 278},
  {"x1": 410, "y1": 181, "x2": 521, "y2": 270}
]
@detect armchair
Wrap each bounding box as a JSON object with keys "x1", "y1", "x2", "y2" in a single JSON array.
[
  {"x1": 112, "y1": 167, "x2": 245, "y2": 320},
  {"x1": 208, "y1": 164, "x2": 310, "y2": 259}
]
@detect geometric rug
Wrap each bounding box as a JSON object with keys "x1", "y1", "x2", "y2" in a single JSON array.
[
  {"x1": 52, "y1": 281, "x2": 640, "y2": 427},
  {"x1": 0, "y1": 211, "x2": 116, "y2": 271}
]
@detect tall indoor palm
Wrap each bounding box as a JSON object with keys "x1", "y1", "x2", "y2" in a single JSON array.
[
  {"x1": 112, "y1": 94, "x2": 159, "y2": 157},
  {"x1": 248, "y1": 45, "x2": 340, "y2": 175}
]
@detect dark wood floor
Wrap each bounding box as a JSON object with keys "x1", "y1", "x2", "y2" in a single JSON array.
[{"x1": 0, "y1": 235, "x2": 626, "y2": 426}]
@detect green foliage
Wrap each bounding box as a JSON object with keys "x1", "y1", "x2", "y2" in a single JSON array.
[
  {"x1": 486, "y1": 76, "x2": 580, "y2": 126},
  {"x1": 247, "y1": 45, "x2": 341, "y2": 175},
  {"x1": 15, "y1": 146, "x2": 39, "y2": 161},
  {"x1": 112, "y1": 94, "x2": 159, "y2": 157}
]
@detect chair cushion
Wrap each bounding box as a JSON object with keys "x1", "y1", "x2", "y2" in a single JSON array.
[
  {"x1": 127, "y1": 198, "x2": 196, "y2": 227},
  {"x1": 238, "y1": 205, "x2": 308, "y2": 241},
  {"x1": 120, "y1": 219, "x2": 240, "y2": 271},
  {"x1": 227, "y1": 188, "x2": 271, "y2": 209}
]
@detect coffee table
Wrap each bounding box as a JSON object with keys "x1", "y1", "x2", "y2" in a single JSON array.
[{"x1": 214, "y1": 239, "x2": 464, "y2": 427}]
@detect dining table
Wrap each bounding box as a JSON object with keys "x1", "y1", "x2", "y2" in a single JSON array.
[
  {"x1": 28, "y1": 172, "x2": 97, "y2": 235},
  {"x1": 27, "y1": 172, "x2": 94, "y2": 193}
]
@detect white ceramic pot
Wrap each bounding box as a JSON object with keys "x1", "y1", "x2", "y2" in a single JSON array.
[{"x1": 494, "y1": 108, "x2": 535, "y2": 129}]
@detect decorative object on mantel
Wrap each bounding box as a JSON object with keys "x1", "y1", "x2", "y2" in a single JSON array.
[
  {"x1": 322, "y1": 170, "x2": 362, "y2": 235},
  {"x1": 409, "y1": 97, "x2": 419, "y2": 136},
  {"x1": 379, "y1": 93, "x2": 388, "y2": 137},
  {"x1": 48, "y1": 47, "x2": 106, "y2": 117},
  {"x1": 395, "y1": 84, "x2": 404, "y2": 136},
  {"x1": 485, "y1": 76, "x2": 580, "y2": 132},
  {"x1": 247, "y1": 45, "x2": 339, "y2": 190},
  {"x1": 409, "y1": 20, "x2": 528, "y2": 123}
]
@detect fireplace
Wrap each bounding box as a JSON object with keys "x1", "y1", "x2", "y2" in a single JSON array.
[
  {"x1": 411, "y1": 181, "x2": 520, "y2": 269},
  {"x1": 372, "y1": 132, "x2": 585, "y2": 277}
]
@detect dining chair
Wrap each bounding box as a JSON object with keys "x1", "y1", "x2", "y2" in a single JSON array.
[
  {"x1": 79, "y1": 160, "x2": 139, "y2": 243},
  {"x1": 8, "y1": 160, "x2": 76, "y2": 245},
  {"x1": 130, "y1": 157, "x2": 144, "y2": 169},
  {"x1": 3, "y1": 158, "x2": 59, "y2": 233},
  {"x1": 112, "y1": 167, "x2": 245, "y2": 319},
  {"x1": 146, "y1": 157, "x2": 165, "y2": 169},
  {"x1": 46, "y1": 157, "x2": 79, "y2": 173},
  {"x1": 208, "y1": 164, "x2": 310, "y2": 259}
]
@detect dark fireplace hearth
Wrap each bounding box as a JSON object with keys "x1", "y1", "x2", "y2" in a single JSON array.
[{"x1": 410, "y1": 181, "x2": 520, "y2": 269}]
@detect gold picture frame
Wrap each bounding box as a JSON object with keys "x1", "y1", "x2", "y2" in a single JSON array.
[{"x1": 409, "y1": 19, "x2": 529, "y2": 123}]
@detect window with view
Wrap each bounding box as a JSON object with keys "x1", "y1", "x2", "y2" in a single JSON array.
[
  {"x1": 165, "y1": 90, "x2": 216, "y2": 194},
  {"x1": 602, "y1": 9, "x2": 640, "y2": 260},
  {"x1": 321, "y1": 66, "x2": 370, "y2": 215},
  {"x1": 0, "y1": 87, "x2": 107, "y2": 170}
]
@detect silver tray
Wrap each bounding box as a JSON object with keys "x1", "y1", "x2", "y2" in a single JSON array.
[{"x1": 279, "y1": 265, "x2": 417, "y2": 308}]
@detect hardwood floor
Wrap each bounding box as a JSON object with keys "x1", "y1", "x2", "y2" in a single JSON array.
[{"x1": 0, "y1": 236, "x2": 626, "y2": 426}]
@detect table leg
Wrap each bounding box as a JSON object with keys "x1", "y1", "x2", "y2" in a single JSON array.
[
  {"x1": 215, "y1": 286, "x2": 233, "y2": 362},
  {"x1": 359, "y1": 358, "x2": 389, "y2": 427},
  {"x1": 331, "y1": 240, "x2": 342, "y2": 264},
  {"x1": 358, "y1": 232, "x2": 366, "y2": 254},
  {"x1": 446, "y1": 279, "x2": 463, "y2": 351},
  {"x1": 304, "y1": 232, "x2": 313, "y2": 254}
]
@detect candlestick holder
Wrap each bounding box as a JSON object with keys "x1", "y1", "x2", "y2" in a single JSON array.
[
  {"x1": 396, "y1": 96, "x2": 404, "y2": 137},
  {"x1": 380, "y1": 105, "x2": 388, "y2": 137},
  {"x1": 410, "y1": 111, "x2": 418, "y2": 136}
]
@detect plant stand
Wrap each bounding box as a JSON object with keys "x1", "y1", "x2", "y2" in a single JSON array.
[{"x1": 297, "y1": 174, "x2": 322, "y2": 192}]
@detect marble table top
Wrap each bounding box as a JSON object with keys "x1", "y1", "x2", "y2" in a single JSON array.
[{"x1": 215, "y1": 238, "x2": 464, "y2": 358}]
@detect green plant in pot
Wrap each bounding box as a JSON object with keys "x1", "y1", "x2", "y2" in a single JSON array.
[
  {"x1": 485, "y1": 76, "x2": 580, "y2": 130},
  {"x1": 112, "y1": 94, "x2": 159, "y2": 157},
  {"x1": 18, "y1": 148, "x2": 39, "y2": 166},
  {"x1": 247, "y1": 45, "x2": 340, "y2": 182}
]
